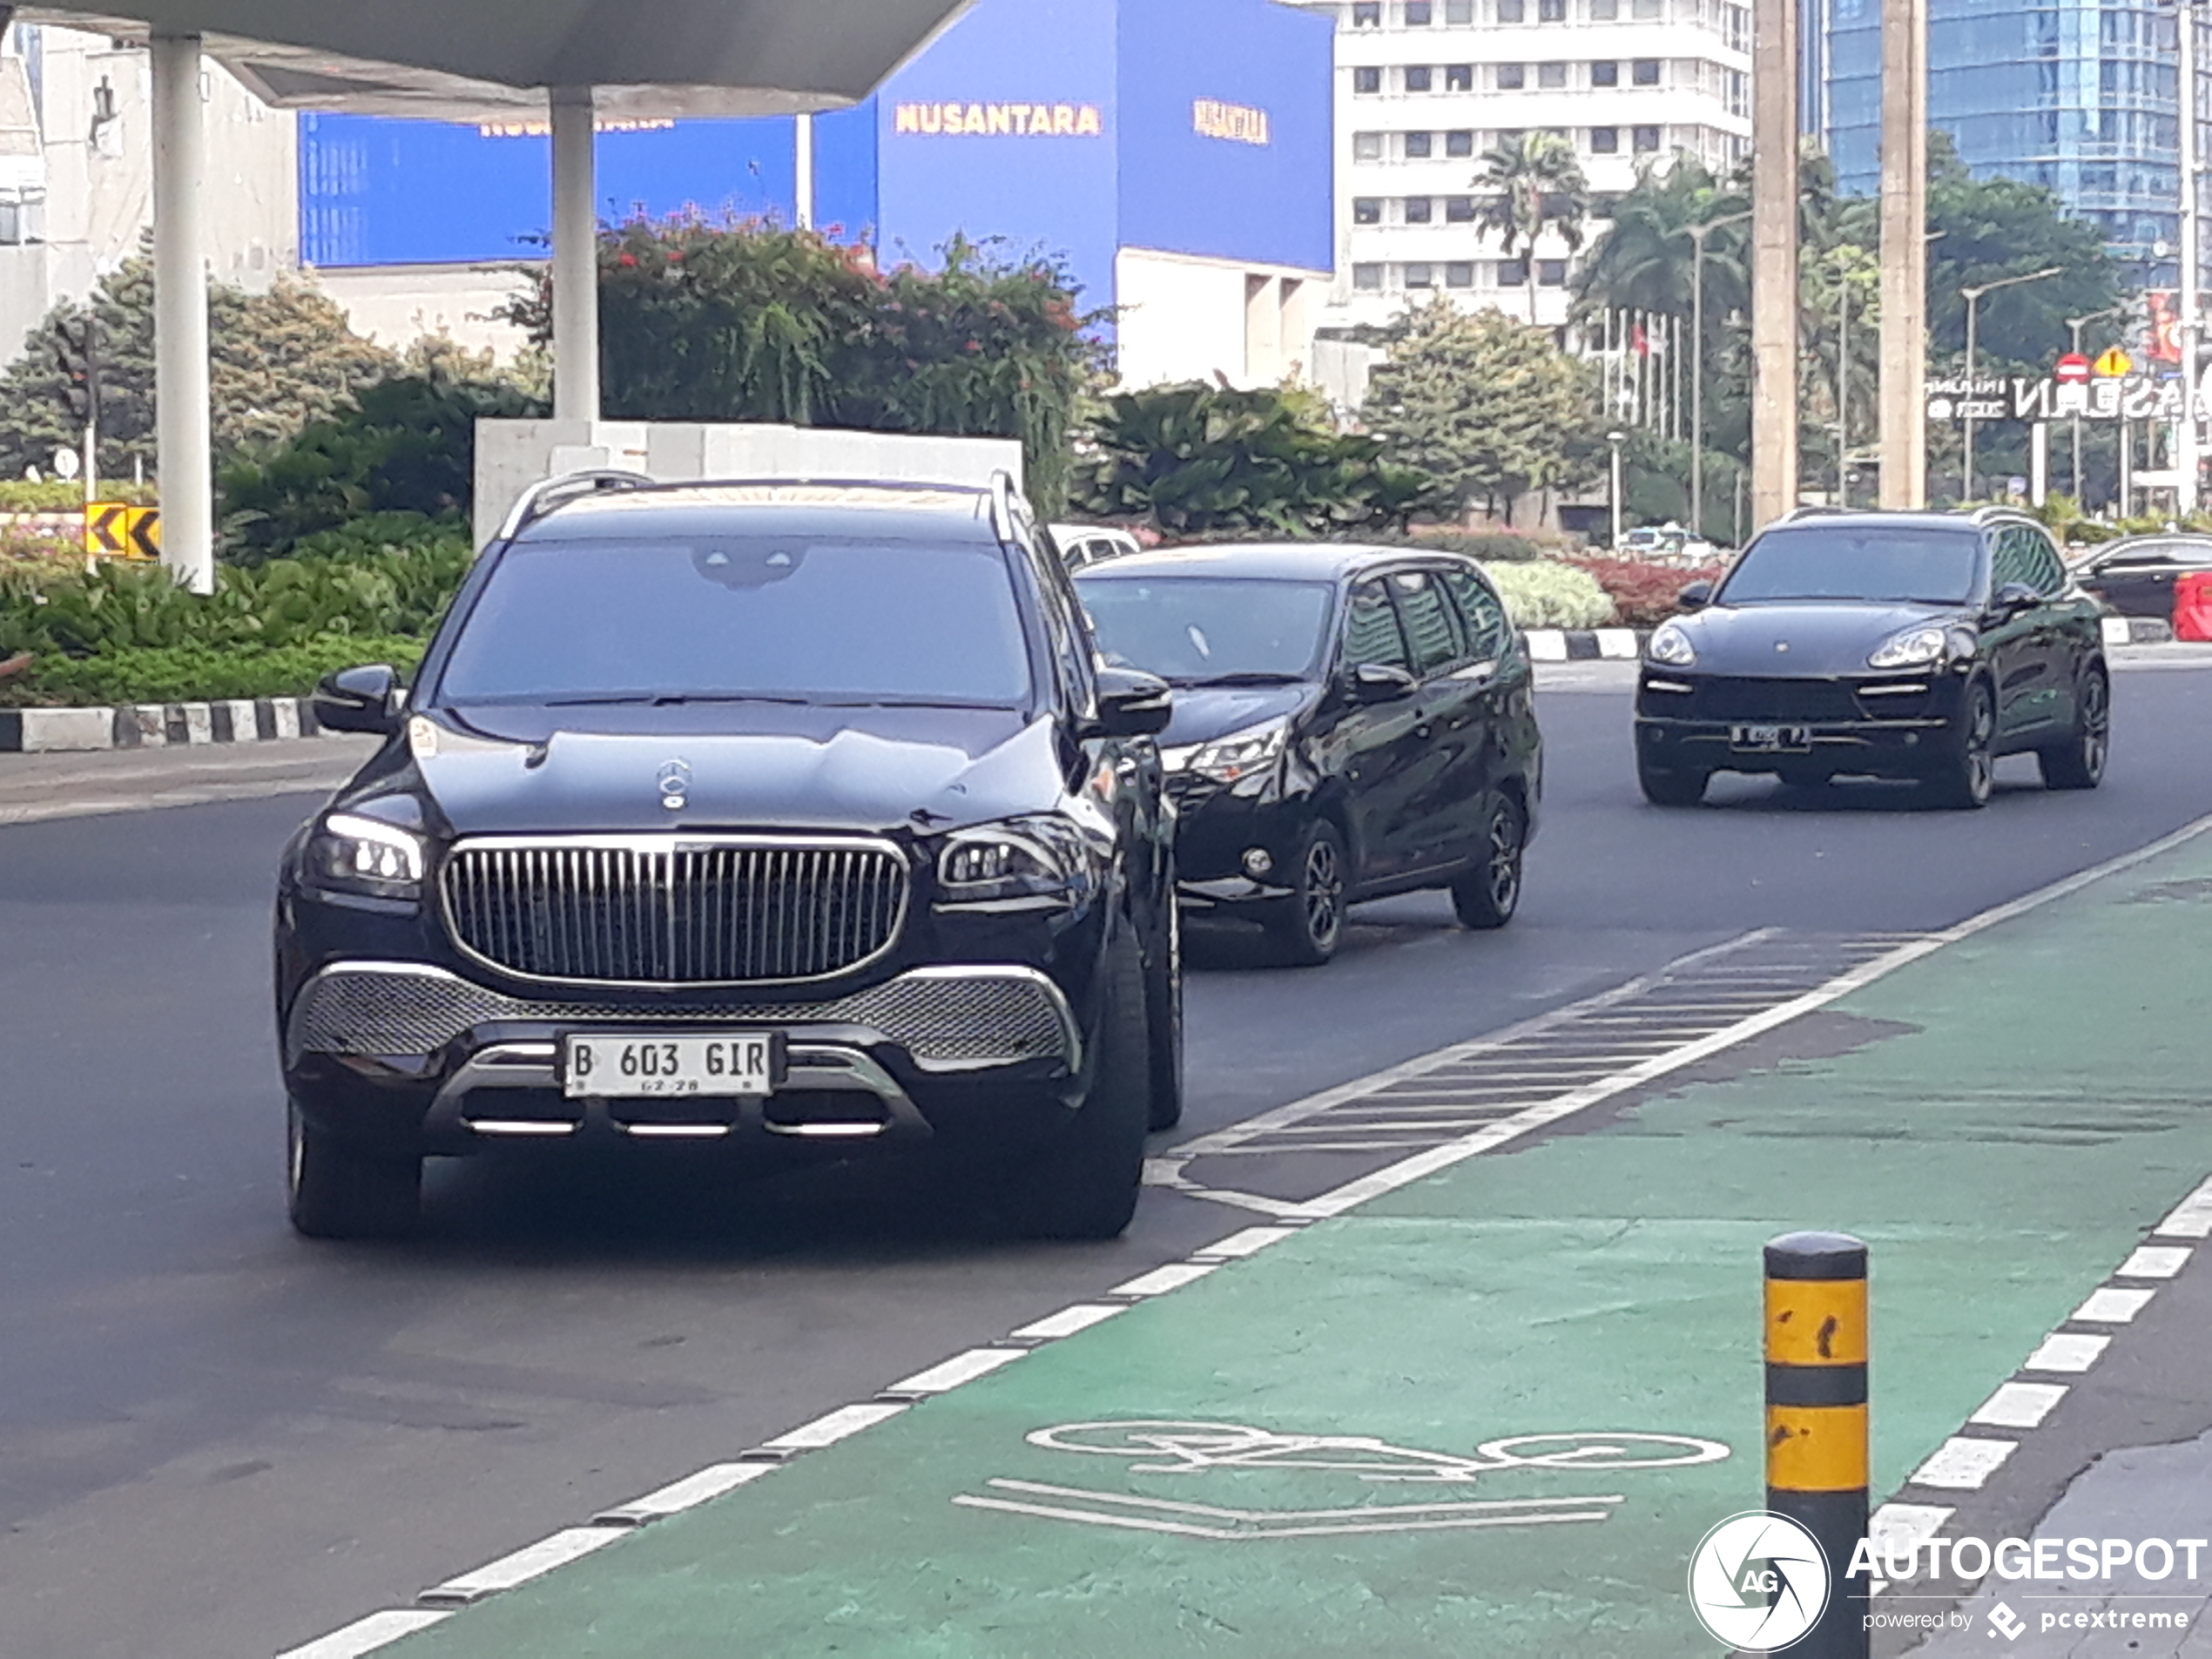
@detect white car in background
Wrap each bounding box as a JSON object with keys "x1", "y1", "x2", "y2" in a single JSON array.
[
  {"x1": 1052, "y1": 524, "x2": 1143, "y2": 570},
  {"x1": 1618, "y1": 524, "x2": 1718, "y2": 566}
]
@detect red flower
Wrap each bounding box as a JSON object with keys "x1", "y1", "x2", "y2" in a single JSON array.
[
  {"x1": 617, "y1": 252, "x2": 639, "y2": 268},
  {"x1": 667, "y1": 250, "x2": 685, "y2": 263}
]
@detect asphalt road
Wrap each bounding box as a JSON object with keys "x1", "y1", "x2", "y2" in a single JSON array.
[{"x1": 4, "y1": 656, "x2": 2211, "y2": 1659}]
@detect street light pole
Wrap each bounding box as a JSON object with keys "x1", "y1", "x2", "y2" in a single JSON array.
[
  {"x1": 1608, "y1": 429, "x2": 1627, "y2": 549},
  {"x1": 1836, "y1": 260, "x2": 1851, "y2": 506},
  {"x1": 2179, "y1": 0, "x2": 2202, "y2": 515},
  {"x1": 1959, "y1": 266, "x2": 2063, "y2": 502},
  {"x1": 2065, "y1": 304, "x2": 2127, "y2": 502},
  {"x1": 1686, "y1": 209, "x2": 1750, "y2": 540},
  {"x1": 1749, "y1": 0, "x2": 1801, "y2": 527}
]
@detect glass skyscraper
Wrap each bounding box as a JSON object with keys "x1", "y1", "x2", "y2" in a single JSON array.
[{"x1": 1825, "y1": 0, "x2": 2202, "y2": 293}]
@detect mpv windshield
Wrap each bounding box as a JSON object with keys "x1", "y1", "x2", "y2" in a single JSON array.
[
  {"x1": 435, "y1": 536, "x2": 1035, "y2": 709},
  {"x1": 1718, "y1": 526, "x2": 1983, "y2": 606},
  {"x1": 1078, "y1": 576, "x2": 1335, "y2": 685}
]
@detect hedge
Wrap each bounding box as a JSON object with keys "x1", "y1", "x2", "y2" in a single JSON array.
[
  {"x1": 1487, "y1": 561, "x2": 1616, "y2": 630},
  {"x1": 3, "y1": 635, "x2": 427, "y2": 707}
]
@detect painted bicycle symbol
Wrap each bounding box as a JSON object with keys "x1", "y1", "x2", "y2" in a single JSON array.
[
  {"x1": 953, "y1": 1420, "x2": 1732, "y2": 1541},
  {"x1": 1025, "y1": 1420, "x2": 1730, "y2": 1483}
]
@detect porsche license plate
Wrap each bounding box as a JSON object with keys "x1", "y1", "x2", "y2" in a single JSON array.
[
  {"x1": 561, "y1": 1034, "x2": 782, "y2": 1099},
  {"x1": 1730, "y1": 725, "x2": 1812, "y2": 753}
]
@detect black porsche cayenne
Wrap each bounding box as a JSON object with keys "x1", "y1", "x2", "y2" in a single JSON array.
[
  {"x1": 275, "y1": 475, "x2": 1180, "y2": 1241},
  {"x1": 1076, "y1": 544, "x2": 1542, "y2": 966},
  {"x1": 1634, "y1": 508, "x2": 2109, "y2": 808}
]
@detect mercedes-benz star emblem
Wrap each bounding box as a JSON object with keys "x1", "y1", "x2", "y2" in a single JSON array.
[
  {"x1": 1775, "y1": 642, "x2": 1791, "y2": 653},
  {"x1": 658, "y1": 759, "x2": 692, "y2": 810}
]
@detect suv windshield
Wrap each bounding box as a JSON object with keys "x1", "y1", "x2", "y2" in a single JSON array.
[
  {"x1": 1077, "y1": 575, "x2": 1335, "y2": 685},
  {"x1": 1718, "y1": 526, "x2": 1983, "y2": 606},
  {"x1": 435, "y1": 535, "x2": 1034, "y2": 709}
]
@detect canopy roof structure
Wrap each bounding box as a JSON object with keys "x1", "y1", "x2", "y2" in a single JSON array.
[
  {"x1": 17, "y1": 1, "x2": 969, "y2": 118},
  {"x1": 15, "y1": 1, "x2": 972, "y2": 590}
]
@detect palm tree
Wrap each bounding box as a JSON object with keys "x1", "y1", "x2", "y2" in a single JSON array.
[{"x1": 1474, "y1": 132, "x2": 1590, "y2": 324}]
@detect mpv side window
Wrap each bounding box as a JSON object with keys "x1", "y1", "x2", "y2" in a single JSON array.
[
  {"x1": 1390, "y1": 569, "x2": 1466, "y2": 678},
  {"x1": 1343, "y1": 578, "x2": 1413, "y2": 673},
  {"x1": 2021, "y1": 527, "x2": 2066, "y2": 596},
  {"x1": 1440, "y1": 565, "x2": 1512, "y2": 660},
  {"x1": 1025, "y1": 529, "x2": 1098, "y2": 713},
  {"x1": 1991, "y1": 527, "x2": 2038, "y2": 595}
]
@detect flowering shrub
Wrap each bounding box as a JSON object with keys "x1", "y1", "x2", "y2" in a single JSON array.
[
  {"x1": 1568, "y1": 557, "x2": 1728, "y2": 627},
  {"x1": 1487, "y1": 560, "x2": 1615, "y2": 630}
]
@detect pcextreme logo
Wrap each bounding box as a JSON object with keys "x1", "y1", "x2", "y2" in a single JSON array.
[{"x1": 1687, "y1": 1512, "x2": 1830, "y2": 1650}]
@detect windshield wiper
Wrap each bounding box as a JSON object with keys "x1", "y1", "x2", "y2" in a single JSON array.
[{"x1": 1170, "y1": 671, "x2": 1307, "y2": 688}]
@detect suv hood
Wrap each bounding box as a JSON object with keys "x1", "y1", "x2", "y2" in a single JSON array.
[
  {"x1": 1159, "y1": 683, "x2": 1315, "y2": 747},
  {"x1": 383, "y1": 705, "x2": 1055, "y2": 838},
  {"x1": 1674, "y1": 601, "x2": 1969, "y2": 678}
]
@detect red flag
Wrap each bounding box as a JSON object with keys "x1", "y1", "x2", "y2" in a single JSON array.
[
  {"x1": 2148, "y1": 292, "x2": 2182, "y2": 363},
  {"x1": 1631, "y1": 320, "x2": 1651, "y2": 357}
]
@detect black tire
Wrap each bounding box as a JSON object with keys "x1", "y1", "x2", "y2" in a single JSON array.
[
  {"x1": 1143, "y1": 901, "x2": 1184, "y2": 1131},
  {"x1": 1450, "y1": 791, "x2": 1526, "y2": 930},
  {"x1": 1008, "y1": 931, "x2": 1149, "y2": 1240},
  {"x1": 1264, "y1": 819, "x2": 1348, "y2": 967},
  {"x1": 287, "y1": 1097, "x2": 421, "y2": 1239},
  {"x1": 1928, "y1": 678, "x2": 1996, "y2": 810},
  {"x1": 1638, "y1": 754, "x2": 1709, "y2": 806},
  {"x1": 2038, "y1": 665, "x2": 2109, "y2": 791}
]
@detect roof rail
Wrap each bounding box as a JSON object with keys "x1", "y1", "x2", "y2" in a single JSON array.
[
  {"x1": 987, "y1": 470, "x2": 1023, "y2": 543},
  {"x1": 1777, "y1": 505, "x2": 1852, "y2": 522},
  {"x1": 496, "y1": 469, "x2": 658, "y2": 543}
]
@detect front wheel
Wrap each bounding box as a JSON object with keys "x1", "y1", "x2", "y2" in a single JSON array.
[
  {"x1": 287, "y1": 1098, "x2": 421, "y2": 1239},
  {"x1": 1451, "y1": 792, "x2": 1525, "y2": 930},
  {"x1": 2038, "y1": 666, "x2": 2109, "y2": 791},
  {"x1": 1928, "y1": 679, "x2": 1996, "y2": 810},
  {"x1": 1264, "y1": 819, "x2": 1348, "y2": 967},
  {"x1": 1144, "y1": 903, "x2": 1184, "y2": 1131},
  {"x1": 1006, "y1": 931, "x2": 1149, "y2": 1240}
]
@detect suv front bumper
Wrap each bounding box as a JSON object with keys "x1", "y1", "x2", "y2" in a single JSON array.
[{"x1": 284, "y1": 960, "x2": 1083, "y2": 1152}]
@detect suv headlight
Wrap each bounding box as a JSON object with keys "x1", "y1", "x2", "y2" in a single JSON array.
[
  {"x1": 1184, "y1": 718, "x2": 1290, "y2": 786},
  {"x1": 937, "y1": 814, "x2": 1105, "y2": 910},
  {"x1": 307, "y1": 812, "x2": 427, "y2": 900},
  {"x1": 1866, "y1": 625, "x2": 1951, "y2": 670},
  {"x1": 1647, "y1": 622, "x2": 1697, "y2": 667}
]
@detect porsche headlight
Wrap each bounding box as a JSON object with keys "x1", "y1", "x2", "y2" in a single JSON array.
[
  {"x1": 1866, "y1": 625, "x2": 1951, "y2": 670},
  {"x1": 936, "y1": 815, "x2": 1104, "y2": 909},
  {"x1": 1184, "y1": 718, "x2": 1290, "y2": 786},
  {"x1": 1647, "y1": 622, "x2": 1697, "y2": 667},
  {"x1": 307, "y1": 812, "x2": 427, "y2": 900}
]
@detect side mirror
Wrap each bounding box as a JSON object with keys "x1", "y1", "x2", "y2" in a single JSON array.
[
  {"x1": 1677, "y1": 580, "x2": 1715, "y2": 610},
  {"x1": 1350, "y1": 662, "x2": 1419, "y2": 704},
  {"x1": 1091, "y1": 666, "x2": 1173, "y2": 738},
  {"x1": 1992, "y1": 582, "x2": 2040, "y2": 615},
  {"x1": 314, "y1": 664, "x2": 404, "y2": 736}
]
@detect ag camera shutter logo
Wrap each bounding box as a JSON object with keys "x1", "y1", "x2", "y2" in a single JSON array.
[{"x1": 1688, "y1": 1511, "x2": 1831, "y2": 1649}]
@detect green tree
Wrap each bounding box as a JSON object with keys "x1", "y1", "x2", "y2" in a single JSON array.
[
  {"x1": 1362, "y1": 300, "x2": 1601, "y2": 523},
  {"x1": 1076, "y1": 381, "x2": 1443, "y2": 536},
  {"x1": 0, "y1": 253, "x2": 400, "y2": 483},
  {"x1": 1474, "y1": 132, "x2": 1591, "y2": 324}
]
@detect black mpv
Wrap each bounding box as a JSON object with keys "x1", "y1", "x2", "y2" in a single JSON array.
[
  {"x1": 277, "y1": 475, "x2": 1180, "y2": 1240},
  {"x1": 1076, "y1": 544, "x2": 1542, "y2": 966},
  {"x1": 1635, "y1": 508, "x2": 2109, "y2": 808}
]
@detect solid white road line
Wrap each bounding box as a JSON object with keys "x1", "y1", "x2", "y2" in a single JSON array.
[
  {"x1": 2021, "y1": 1332, "x2": 2112, "y2": 1373},
  {"x1": 2116, "y1": 1244, "x2": 2194, "y2": 1279},
  {"x1": 2071, "y1": 1286, "x2": 2159, "y2": 1324},
  {"x1": 881, "y1": 1348, "x2": 1028, "y2": 1399},
  {"x1": 1968, "y1": 1382, "x2": 2069, "y2": 1431},
  {"x1": 274, "y1": 1610, "x2": 452, "y2": 1659},
  {"x1": 418, "y1": 1527, "x2": 628, "y2": 1607},
  {"x1": 1910, "y1": 1438, "x2": 2019, "y2": 1491},
  {"x1": 594, "y1": 1462, "x2": 777, "y2": 1527}
]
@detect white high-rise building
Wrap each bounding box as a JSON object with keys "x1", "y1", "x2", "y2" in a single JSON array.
[{"x1": 1290, "y1": 0, "x2": 1751, "y2": 334}]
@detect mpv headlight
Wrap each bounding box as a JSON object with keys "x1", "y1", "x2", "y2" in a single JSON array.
[
  {"x1": 1866, "y1": 625, "x2": 1952, "y2": 670},
  {"x1": 937, "y1": 815, "x2": 1104, "y2": 908},
  {"x1": 307, "y1": 813, "x2": 427, "y2": 900},
  {"x1": 1184, "y1": 718, "x2": 1290, "y2": 786},
  {"x1": 1647, "y1": 622, "x2": 1697, "y2": 667}
]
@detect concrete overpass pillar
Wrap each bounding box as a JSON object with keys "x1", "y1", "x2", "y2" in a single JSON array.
[
  {"x1": 550, "y1": 86, "x2": 601, "y2": 423},
  {"x1": 152, "y1": 32, "x2": 214, "y2": 594}
]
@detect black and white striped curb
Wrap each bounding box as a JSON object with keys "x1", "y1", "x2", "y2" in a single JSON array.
[
  {"x1": 1521, "y1": 616, "x2": 2174, "y2": 664},
  {"x1": 0, "y1": 698, "x2": 325, "y2": 755}
]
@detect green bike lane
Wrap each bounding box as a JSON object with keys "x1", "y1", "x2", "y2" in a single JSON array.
[{"x1": 386, "y1": 831, "x2": 2212, "y2": 1659}]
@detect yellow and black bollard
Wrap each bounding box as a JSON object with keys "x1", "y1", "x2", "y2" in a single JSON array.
[{"x1": 1765, "y1": 1231, "x2": 1870, "y2": 1658}]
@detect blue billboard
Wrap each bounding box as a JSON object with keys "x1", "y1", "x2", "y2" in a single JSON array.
[
  {"x1": 296, "y1": 0, "x2": 1330, "y2": 308},
  {"x1": 1116, "y1": 0, "x2": 1334, "y2": 276}
]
